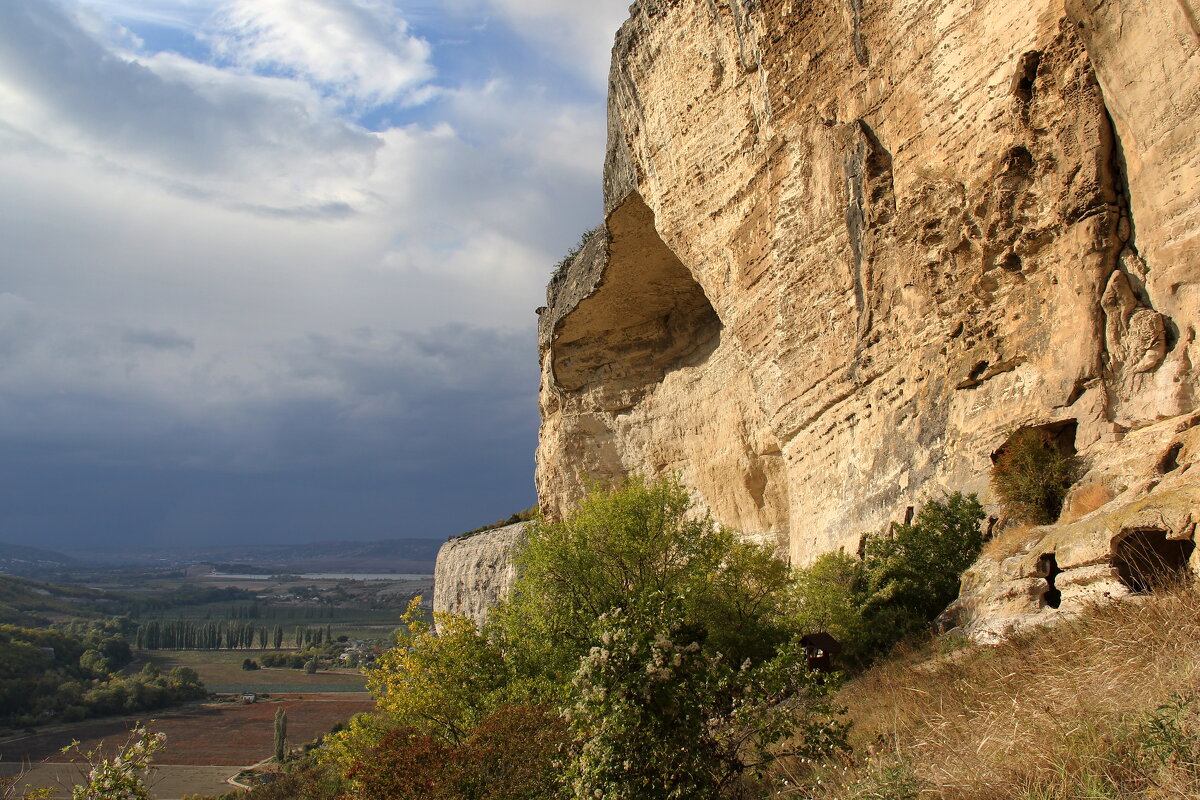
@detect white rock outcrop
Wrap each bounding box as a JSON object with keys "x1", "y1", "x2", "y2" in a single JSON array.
[{"x1": 432, "y1": 523, "x2": 526, "y2": 626}]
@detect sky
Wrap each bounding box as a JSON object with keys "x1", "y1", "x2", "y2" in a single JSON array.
[{"x1": 0, "y1": 0, "x2": 631, "y2": 550}]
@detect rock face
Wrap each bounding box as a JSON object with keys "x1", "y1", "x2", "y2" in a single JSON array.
[
  {"x1": 535, "y1": 0, "x2": 1200, "y2": 634},
  {"x1": 432, "y1": 523, "x2": 527, "y2": 626}
]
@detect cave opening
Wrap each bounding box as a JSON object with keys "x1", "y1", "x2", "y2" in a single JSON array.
[
  {"x1": 1158, "y1": 442, "x2": 1183, "y2": 474},
  {"x1": 990, "y1": 420, "x2": 1079, "y2": 523},
  {"x1": 1012, "y1": 50, "x2": 1042, "y2": 104},
  {"x1": 1113, "y1": 529, "x2": 1195, "y2": 594},
  {"x1": 551, "y1": 193, "x2": 722, "y2": 396},
  {"x1": 1037, "y1": 552, "x2": 1062, "y2": 609}
]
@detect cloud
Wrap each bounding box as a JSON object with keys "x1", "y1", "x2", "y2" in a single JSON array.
[
  {"x1": 0, "y1": 0, "x2": 625, "y2": 547},
  {"x1": 0, "y1": 0, "x2": 382, "y2": 208},
  {"x1": 209, "y1": 0, "x2": 435, "y2": 107},
  {"x1": 120, "y1": 328, "x2": 196, "y2": 353},
  {"x1": 472, "y1": 0, "x2": 630, "y2": 88}
]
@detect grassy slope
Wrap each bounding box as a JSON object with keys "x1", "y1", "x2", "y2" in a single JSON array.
[{"x1": 777, "y1": 587, "x2": 1200, "y2": 799}]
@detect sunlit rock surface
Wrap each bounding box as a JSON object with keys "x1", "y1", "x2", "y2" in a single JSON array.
[
  {"x1": 535, "y1": 0, "x2": 1200, "y2": 635},
  {"x1": 432, "y1": 522, "x2": 526, "y2": 627}
]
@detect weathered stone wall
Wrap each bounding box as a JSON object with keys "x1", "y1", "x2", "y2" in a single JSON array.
[
  {"x1": 432, "y1": 523, "x2": 526, "y2": 626},
  {"x1": 536, "y1": 0, "x2": 1200, "y2": 597}
]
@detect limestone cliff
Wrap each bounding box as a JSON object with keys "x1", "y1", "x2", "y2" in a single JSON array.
[
  {"x1": 432, "y1": 523, "x2": 526, "y2": 626},
  {"x1": 536, "y1": 0, "x2": 1200, "y2": 635}
]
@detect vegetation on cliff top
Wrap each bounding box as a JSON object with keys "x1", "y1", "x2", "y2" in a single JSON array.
[{"x1": 448, "y1": 506, "x2": 538, "y2": 543}]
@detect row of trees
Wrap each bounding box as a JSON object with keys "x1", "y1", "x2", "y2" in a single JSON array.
[
  {"x1": 133, "y1": 621, "x2": 334, "y2": 651},
  {"x1": 219, "y1": 603, "x2": 342, "y2": 621},
  {"x1": 137, "y1": 602, "x2": 342, "y2": 622}
]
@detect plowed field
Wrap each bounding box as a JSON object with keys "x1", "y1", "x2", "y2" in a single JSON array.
[{"x1": 0, "y1": 694, "x2": 374, "y2": 766}]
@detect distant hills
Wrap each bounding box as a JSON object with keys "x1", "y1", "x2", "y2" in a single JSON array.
[
  {"x1": 0, "y1": 541, "x2": 75, "y2": 574},
  {"x1": 68, "y1": 538, "x2": 443, "y2": 574}
]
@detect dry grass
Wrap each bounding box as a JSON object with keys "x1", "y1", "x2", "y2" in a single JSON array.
[
  {"x1": 981, "y1": 522, "x2": 1036, "y2": 559},
  {"x1": 1057, "y1": 482, "x2": 1116, "y2": 524},
  {"x1": 774, "y1": 586, "x2": 1200, "y2": 799}
]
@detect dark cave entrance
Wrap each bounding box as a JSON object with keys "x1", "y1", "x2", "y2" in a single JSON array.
[
  {"x1": 1113, "y1": 529, "x2": 1195, "y2": 594},
  {"x1": 1037, "y1": 552, "x2": 1062, "y2": 609}
]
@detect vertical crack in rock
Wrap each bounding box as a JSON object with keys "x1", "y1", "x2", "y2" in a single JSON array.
[
  {"x1": 846, "y1": 0, "x2": 869, "y2": 66},
  {"x1": 1096, "y1": 104, "x2": 1176, "y2": 390},
  {"x1": 728, "y1": 0, "x2": 763, "y2": 71},
  {"x1": 841, "y1": 120, "x2": 895, "y2": 345}
]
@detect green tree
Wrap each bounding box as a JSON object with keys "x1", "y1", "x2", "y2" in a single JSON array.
[
  {"x1": 860, "y1": 492, "x2": 985, "y2": 624},
  {"x1": 789, "y1": 492, "x2": 986, "y2": 664},
  {"x1": 566, "y1": 600, "x2": 846, "y2": 800},
  {"x1": 274, "y1": 707, "x2": 288, "y2": 763},
  {"x1": 789, "y1": 550, "x2": 872, "y2": 660},
  {"x1": 365, "y1": 599, "x2": 513, "y2": 743},
  {"x1": 493, "y1": 475, "x2": 794, "y2": 679}
]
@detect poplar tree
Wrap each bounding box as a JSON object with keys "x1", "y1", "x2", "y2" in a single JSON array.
[{"x1": 273, "y1": 707, "x2": 288, "y2": 763}]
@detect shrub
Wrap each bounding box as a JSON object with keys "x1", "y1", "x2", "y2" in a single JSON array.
[
  {"x1": 493, "y1": 475, "x2": 795, "y2": 680},
  {"x1": 339, "y1": 705, "x2": 567, "y2": 800},
  {"x1": 566, "y1": 600, "x2": 847, "y2": 800},
  {"x1": 552, "y1": 226, "x2": 601, "y2": 274},
  {"x1": 261, "y1": 653, "x2": 307, "y2": 669},
  {"x1": 792, "y1": 493, "x2": 985, "y2": 666},
  {"x1": 992, "y1": 428, "x2": 1078, "y2": 523},
  {"x1": 63, "y1": 725, "x2": 165, "y2": 800},
  {"x1": 365, "y1": 599, "x2": 514, "y2": 743}
]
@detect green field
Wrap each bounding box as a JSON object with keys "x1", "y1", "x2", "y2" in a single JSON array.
[{"x1": 146, "y1": 650, "x2": 369, "y2": 694}]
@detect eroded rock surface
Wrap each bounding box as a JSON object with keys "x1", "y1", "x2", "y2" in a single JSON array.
[
  {"x1": 536, "y1": 0, "x2": 1200, "y2": 633},
  {"x1": 432, "y1": 523, "x2": 526, "y2": 627},
  {"x1": 945, "y1": 413, "x2": 1200, "y2": 642}
]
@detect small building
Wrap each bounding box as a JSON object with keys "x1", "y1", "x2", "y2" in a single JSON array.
[
  {"x1": 241, "y1": 693, "x2": 257, "y2": 704},
  {"x1": 800, "y1": 632, "x2": 843, "y2": 673}
]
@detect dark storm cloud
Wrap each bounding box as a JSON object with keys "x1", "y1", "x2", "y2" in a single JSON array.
[
  {"x1": 120, "y1": 328, "x2": 195, "y2": 353},
  {"x1": 0, "y1": 323, "x2": 539, "y2": 548}
]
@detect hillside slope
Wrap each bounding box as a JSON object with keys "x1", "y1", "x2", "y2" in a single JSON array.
[{"x1": 787, "y1": 586, "x2": 1200, "y2": 799}]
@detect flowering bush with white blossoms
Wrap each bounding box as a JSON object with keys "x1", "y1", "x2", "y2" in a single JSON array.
[
  {"x1": 566, "y1": 600, "x2": 847, "y2": 800},
  {"x1": 64, "y1": 726, "x2": 165, "y2": 800}
]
